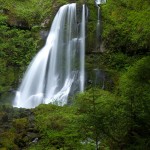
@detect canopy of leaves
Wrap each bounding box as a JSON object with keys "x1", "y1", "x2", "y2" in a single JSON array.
[
  {"x1": 118, "y1": 56, "x2": 150, "y2": 149},
  {"x1": 74, "y1": 89, "x2": 129, "y2": 149},
  {"x1": 102, "y1": 0, "x2": 150, "y2": 55}
]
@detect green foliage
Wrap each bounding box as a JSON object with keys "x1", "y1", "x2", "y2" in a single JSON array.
[
  {"x1": 74, "y1": 88, "x2": 128, "y2": 149},
  {"x1": 75, "y1": 56, "x2": 150, "y2": 149},
  {"x1": 0, "y1": 105, "x2": 37, "y2": 149},
  {"x1": 118, "y1": 56, "x2": 150, "y2": 149},
  {"x1": 0, "y1": 131, "x2": 18, "y2": 150},
  {"x1": 32, "y1": 104, "x2": 81, "y2": 149},
  {"x1": 0, "y1": 10, "x2": 40, "y2": 95},
  {"x1": 12, "y1": 118, "x2": 28, "y2": 132},
  {"x1": 0, "y1": 26, "x2": 39, "y2": 67},
  {"x1": 86, "y1": 3, "x2": 98, "y2": 52},
  {"x1": 102, "y1": 0, "x2": 150, "y2": 55},
  {"x1": 0, "y1": 0, "x2": 53, "y2": 27},
  {"x1": 99, "y1": 52, "x2": 137, "y2": 71},
  {"x1": 119, "y1": 56, "x2": 150, "y2": 94}
]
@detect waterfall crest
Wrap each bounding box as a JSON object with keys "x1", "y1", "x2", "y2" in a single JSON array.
[{"x1": 13, "y1": 3, "x2": 86, "y2": 108}]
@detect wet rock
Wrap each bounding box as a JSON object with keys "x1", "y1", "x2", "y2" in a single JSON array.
[
  {"x1": 87, "y1": 68, "x2": 114, "y2": 90},
  {"x1": 40, "y1": 30, "x2": 49, "y2": 40},
  {"x1": 41, "y1": 18, "x2": 51, "y2": 28}
]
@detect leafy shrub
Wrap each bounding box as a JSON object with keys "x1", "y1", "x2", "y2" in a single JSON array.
[
  {"x1": 102, "y1": 0, "x2": 150, "y2": 55},
  {"x1": 118, "y1": 56, "x2": 150, "y2": 148},
  {"x1": 32, "y1": 104, "x2": 81, "y2": 149},
  {"x1": 74, "y1": 88, "x2": 128, "y2": 149}
]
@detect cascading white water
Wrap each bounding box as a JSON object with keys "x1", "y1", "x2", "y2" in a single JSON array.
[
  {"x1": 80, "y1": 5, "x2": 85, "y2": 92},
  {"x1": 13, "y1": 3, "x2": 86, "y2": 108}
]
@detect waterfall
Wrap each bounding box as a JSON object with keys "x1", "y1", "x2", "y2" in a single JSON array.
[
  {"x1": 13, "y1": 3, "x2": 86, "y2": 108},
  {"x1": 80, "y1": 5, "x2": 85, "y2": 92},
  {"x1": 96, "y1": 7, "x2": 101, "y2": 50}
]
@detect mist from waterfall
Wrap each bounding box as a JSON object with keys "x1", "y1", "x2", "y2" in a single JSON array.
[{"x1": 13, "y1": 3, "x2": 86, "y2": 108}]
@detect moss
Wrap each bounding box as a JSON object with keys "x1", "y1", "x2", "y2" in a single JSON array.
[
  {"x1": 12, "y1": 118, "x2": 28, "y2": 133},
  {"x1": 0, "y1": 131, "x2": 19, "y2": 150}
]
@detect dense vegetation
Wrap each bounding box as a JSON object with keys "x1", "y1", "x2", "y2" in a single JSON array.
[{"x1": 0, "y1": 0, "x2": 150, "y2": 149}]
